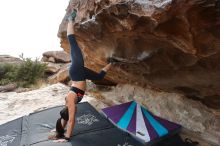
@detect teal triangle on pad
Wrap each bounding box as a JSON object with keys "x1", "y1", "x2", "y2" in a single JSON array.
[
  {"x1": 141, "y1": 107, "x2": 168, "y2": 137},
  {"x1": 117, "y1": 101, "x2": 137, "y2": 129}
]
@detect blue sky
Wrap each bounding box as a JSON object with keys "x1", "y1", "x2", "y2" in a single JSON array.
[{"x1": 0, "y1": 0, "x2": 69, "y2": 59}]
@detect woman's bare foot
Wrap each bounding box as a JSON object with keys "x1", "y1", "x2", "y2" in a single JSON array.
[{"x1": 66, "y1": 9, "x2": 77, "y2": 21}]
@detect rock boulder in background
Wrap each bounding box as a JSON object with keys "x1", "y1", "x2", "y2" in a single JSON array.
[
  {"x1": 0, "y1": 83, "x2": 17, "y2": 92},
  {"x1": 42, "y1": 51, "x2": 71, "y2": 84},
  {"x1": 47, "y1": 63, "x2": 70, "y2": 84},
  {"x1": 0, "y1": 55, "x2": 23, "y2": 65},
  {"x1": 58, "y1": 0, "x2": 220, "y2": 109},
  {"x1": 42, "y1": 51, "x2": 71, "y2": 63},
  {"x1": 44, "y1": 62, "x2": 64, "y2": 73}
]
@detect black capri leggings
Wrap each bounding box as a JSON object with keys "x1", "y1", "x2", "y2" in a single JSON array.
[
  {"x1": 55, "y1": 35, "x2": 107, "y2": 137},
  {"x1": 68, "y1": 34, "x2": 106, "y2": 81}
]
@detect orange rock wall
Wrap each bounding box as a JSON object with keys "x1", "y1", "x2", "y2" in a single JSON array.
[{"x1": 58, "y1": 0, "x2": 220, "y2": 107}]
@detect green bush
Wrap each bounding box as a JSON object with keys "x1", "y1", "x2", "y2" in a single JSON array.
[
  {"x1": 0, "y1": 58, "x2": 47, "y2": 87},
  {"x1": 0, "y1": 64, "x2": 18, "y2": 85}
]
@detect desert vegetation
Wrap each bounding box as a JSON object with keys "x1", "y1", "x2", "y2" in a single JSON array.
[{"x1": 0, "y1": 56, "x2": 46, "y2": 87}]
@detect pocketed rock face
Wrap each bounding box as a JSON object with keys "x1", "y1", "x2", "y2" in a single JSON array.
[{"x1": 58, "y1": 1, "x2": 220, "y2": 106}]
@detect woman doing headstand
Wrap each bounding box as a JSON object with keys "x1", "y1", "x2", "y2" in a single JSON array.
[{"x1": 50, "y1": 9, "x2": 112, "y2": 142}]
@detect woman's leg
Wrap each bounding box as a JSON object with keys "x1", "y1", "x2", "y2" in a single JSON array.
[
  {"x1": 67, "y1": 9, "x2": 77, "y2": 35},
  {"x1": 67, "y1": 20, "x2": 75, "y2": 36},
  {"x1": 67, "y1": 15, "x2": 85, "y2": 81}
]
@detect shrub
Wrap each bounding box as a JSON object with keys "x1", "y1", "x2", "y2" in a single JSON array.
[
  {"x1": 0, "y1": 57, "x2": 47, "y2": 87},
  {"x1": 0, "y1": 64, "x2": 18, "y2": 85}
]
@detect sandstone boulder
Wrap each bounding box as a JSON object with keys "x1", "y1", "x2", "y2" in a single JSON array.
[
  {"x1": 0, "y1": 55, "x2": 23, "y2": 65},
  {"x1": 44, "y1": 62, "x2": 64, "y2": 73},
  {"x1": 42, "y1": 51, "x2": 70, "y2": 63},
  {"x1": 58, "y1": 0, "x2": 220, "y2": 109},
  {"x1": 48, "y1": 63, "x2": 70, "y2": 84},
  {"x1": 0, "y1": 83, "x2": 17, "y2": 92},
  {"x1": 48, "y1": 57, "x2": 56, "y2": 63}
]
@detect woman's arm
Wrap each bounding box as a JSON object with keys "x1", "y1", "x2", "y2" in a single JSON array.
[
  {"x1": 102, "y1": 63, "x2": 112, "y2": 72},
  {"x1": 65, "y1": 92, "x2": 77, "y2": 138},
  {"x1": 84, "y1": 63, "x2": 112, "y2": 80}
]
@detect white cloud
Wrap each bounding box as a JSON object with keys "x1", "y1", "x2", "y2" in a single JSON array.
[{"x1": 0, "y1": 0, "x2": 69, "y2": 59}]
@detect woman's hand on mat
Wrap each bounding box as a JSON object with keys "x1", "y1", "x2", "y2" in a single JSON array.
[
  {"x1": 50, "y1": 129, "x2": 56, "y2": 132},
  {"x1": 53, "y1": 138, "x2": 68, "y2": 143}
]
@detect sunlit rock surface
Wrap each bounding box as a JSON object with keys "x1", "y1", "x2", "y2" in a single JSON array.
[
  {"x1": 58, "y1": 0, "x2": 220, "y2": 109},
  {"x1": 0, "y1": 83, "x2": 106, "y2": 125}
]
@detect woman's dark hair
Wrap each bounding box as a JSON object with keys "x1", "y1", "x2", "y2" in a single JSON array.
[
  {"x1": 55, "y1": 118, "x2": 65, "y2": 138},
  {"x1": 60, "y1": 107, "x2": 69, "y2": 121}
]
